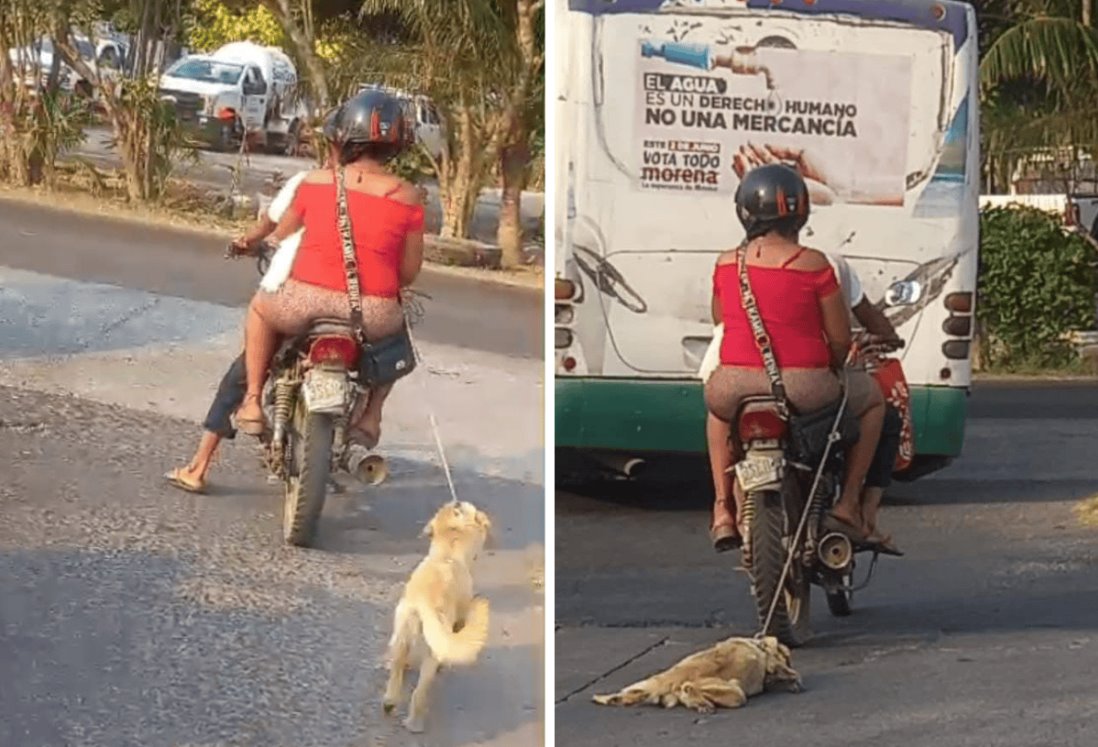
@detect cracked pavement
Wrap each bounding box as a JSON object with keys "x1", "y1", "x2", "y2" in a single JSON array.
[
  {"x1": 556, "y1": 382, "x2": 1098, "y2": 746},
  {"x1": 0, "y1": 204, "x2": 544, "y2": 747}
]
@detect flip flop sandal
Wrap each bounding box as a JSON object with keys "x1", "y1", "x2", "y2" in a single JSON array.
[
  {"x1": 866, "y1": 532, "x2": 904, "y2": 557},
  {"x1": 234, "y1": 395, "x2": 268, "y2": 437},
  {"x1": 822, "y1": 513, "x2": 869, "y2": 543},
  {"x1": 711, "y1": 523, "x2": 743, "y2": 553},
  {"x1": 164, "y1": 468, "x2": 207, "y2": 495}
]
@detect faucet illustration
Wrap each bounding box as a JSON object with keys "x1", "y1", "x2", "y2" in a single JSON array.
[{"x1": 641, "y1": 40, "x2": 774, "y2": 89}]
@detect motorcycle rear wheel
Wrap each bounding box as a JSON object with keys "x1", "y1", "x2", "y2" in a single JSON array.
[
  {"x1": 748, "y1": 488, "x2": 812, "y2": 647},
  {"x1": 282, "y1": 402, "x2": 335, "y2": 548}
]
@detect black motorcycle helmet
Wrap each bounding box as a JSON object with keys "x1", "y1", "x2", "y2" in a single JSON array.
[
  {"x1": 734, "y1": 163, "x2": 810, "y2": 240},
  {"x1": 321, "y1": 87, "x2": 415, "y2": 165}
]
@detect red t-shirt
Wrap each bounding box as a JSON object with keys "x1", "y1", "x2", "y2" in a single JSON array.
[
  {"x1": 288, "y1": 182, "x2": 425, "y2": 297},
  {"x1": 713, "y1": 260, "x2": 840, "y2": 369}
]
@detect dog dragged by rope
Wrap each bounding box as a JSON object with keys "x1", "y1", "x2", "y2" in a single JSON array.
[
  {"x1": 382, "y1": 500, "x2": 493, "y2": 733},
  {"x1": 592, "y1": 635, "x2": 802, "y2": 714}
]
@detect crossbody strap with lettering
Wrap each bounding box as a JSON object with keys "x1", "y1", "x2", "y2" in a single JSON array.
[
  {"x1": 736, "y1": 243, "x2": 790, "y2": 418},
  {"x1": 334, "y1": 165, "x2": 367, "y2": 345}
]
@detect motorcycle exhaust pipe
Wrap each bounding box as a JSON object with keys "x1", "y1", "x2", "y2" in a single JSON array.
[
  {"x1": 346, "y1": 447, "x2": 389, "y2": 486},
  {"x1": 590, "y1": 454, "x2": 646, "y2": 478},
  {"x1": 817, "y1": 532, "x2": 853, "y2": 571}
]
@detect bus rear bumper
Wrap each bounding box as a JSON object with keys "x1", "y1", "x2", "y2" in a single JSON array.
[{"x1": 555, "y1": 377, "x2": 969, "y2": 468}]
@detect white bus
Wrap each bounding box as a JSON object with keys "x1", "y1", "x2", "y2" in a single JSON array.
[{"x1": 555, "y1": 0, "x2": 979, "y2": 480}]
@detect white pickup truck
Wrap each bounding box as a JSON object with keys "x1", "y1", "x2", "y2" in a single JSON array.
[{"x1": 158, "y1": 41, "x2": 306, "y2": 154}]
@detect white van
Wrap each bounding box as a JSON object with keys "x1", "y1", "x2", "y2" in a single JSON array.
[{"x1": 158, "y1": 41, "x2": 305, "y2": 154}]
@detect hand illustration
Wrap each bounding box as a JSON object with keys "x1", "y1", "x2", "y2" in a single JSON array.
[
  {"x1": 731, "y1": 142, "x2": 904, "y2": 207},
  {"x1": 731, "y1": 142, "x2": 837, "y2": 206}
]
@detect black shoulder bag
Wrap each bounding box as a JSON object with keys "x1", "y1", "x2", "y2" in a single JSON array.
[
  {"x1": 735, "y1": 245, "x2": 859, "y2": 466},
  {"x1": 335, "y1": 166, "x2": 418, "y2": 387}
]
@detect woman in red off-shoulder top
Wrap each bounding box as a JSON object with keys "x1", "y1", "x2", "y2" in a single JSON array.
[
  {"x1": 234, "y1": 90, "x2": 425, "y2": 448},
  {"x1": 705, "y1": 165, "x2": 885, "y2": 552}
]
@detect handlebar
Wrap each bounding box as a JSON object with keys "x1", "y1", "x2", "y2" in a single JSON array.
[
  {"x1": 856, "y1": 335, "x2": 905, "y2": 359},
  {"x1": 225, "y1": 240, "x2": 276, "y2": 276}
]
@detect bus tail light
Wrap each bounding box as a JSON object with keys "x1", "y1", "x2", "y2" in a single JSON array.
[
  {"x1": 555, "y1": 304, "x2": 574, "y2": 324},
  {"x1": 562, "y1": 355, "x2": 577, "y2": 372},
  {"x1": 942, "y1": 316, "x2": 971, "y2": 337},
  {"x1": 555, "y1": 278, "x2": 577, "y2": 300},
  {"x1": 555, "y1": 328, "x2": 573, "y2": 349},
  {"x1": 942, "y1": 340, "x2": 970, "y2": 360},
  {"x1": 944, "y1": 292, "x2": 973, "y2": 313}
]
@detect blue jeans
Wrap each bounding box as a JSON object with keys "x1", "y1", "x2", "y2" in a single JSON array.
[
  {"x1": 865, "y1": 404, "x2": 902, "y2": 489},
  {"x1": 203, "y1": 354, "x2": 246, "y2": 438}
]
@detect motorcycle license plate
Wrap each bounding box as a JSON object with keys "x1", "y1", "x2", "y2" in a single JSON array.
[
  {"x1": 735, "y1": 454, "x2": 783, "y2": 493},
  {"x1": 302, "y1": 370, "x2": 348, "y2": 414}
]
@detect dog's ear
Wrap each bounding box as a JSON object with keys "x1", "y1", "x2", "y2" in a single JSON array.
[
  {"x1": 420, "y1": 517, "x2": 435, "y2": 538},
  {"x1": 474, "y1": 509, "x2": 493, "y2": 536},
  {"x1": 778, "y1": 642, "x2": 793, "y2": 662}
]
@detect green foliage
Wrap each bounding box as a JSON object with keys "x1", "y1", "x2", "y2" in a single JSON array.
[
  {"x1": 185, "y1": 0, "x2": 287, "y2": 52},
  {"x1": 976, "y1": 0, "x2": 1098, "y2": 185},
  {"x1": 109, "y1": 74, "x2": 199, "y2": 202},
  {"x1": 978, "y1": 205, "x2": 1098, "y2": 369},
  {"x1": 388, "y1": 147, "x2": 433, "y2": 184}
]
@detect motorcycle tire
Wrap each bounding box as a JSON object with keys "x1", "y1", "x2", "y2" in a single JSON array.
[
  {"x1": 282, "y1": 403, "x2": 335, "y2": 548},
  {"x1": 748, "y1": 488, "x2": 812, "y2": 647}
]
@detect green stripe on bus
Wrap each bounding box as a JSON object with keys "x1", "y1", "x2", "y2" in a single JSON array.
[{"x1": 555, "y1": 377, "x2": 967, "y2": 458}]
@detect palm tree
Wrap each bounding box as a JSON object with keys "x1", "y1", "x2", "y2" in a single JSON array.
[
  {"x1": 361, "y1": 0, "x2": 542, "y2": 267},
  {"x1": 978, "y1": 0, "x2": 1098, "y2": 191}
]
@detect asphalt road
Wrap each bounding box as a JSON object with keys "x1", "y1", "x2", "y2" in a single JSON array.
[
  {"x1": 556, "y1": 382, "x2": 1098, "y2": 746},
  {"x1": 72, "y1": 126, "x2": 545, "y2": 248},
  {"x1": 0, "y1": 198, "x2": 543, "y2": 360},
  {"x1": 0, "y1": 209, "x2": 544, "y2": 746}
]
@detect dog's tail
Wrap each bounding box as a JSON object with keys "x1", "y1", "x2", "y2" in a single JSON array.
[{"x1": 420, "y1": 596, "x2": 490, "y2": 666}]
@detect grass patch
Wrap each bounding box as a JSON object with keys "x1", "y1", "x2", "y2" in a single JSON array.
[{"x1": 1074, "y1": 495, "x2": 1098, "y2": 527}]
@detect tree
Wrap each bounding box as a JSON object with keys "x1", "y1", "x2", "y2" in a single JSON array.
[
  {"x1": 361, "y1": 0, "x2": 543, "y2": 265},
  {"x1": 0, "y1": 1, "x2": 93, "y2": 188},
  {"x1": 259, "y1": 0, "x2": 331, "y2": 112},
  {"x1": 496, "y1": 0, "x2": 543, "y2": 268},
  {"x1": 185, "y1": 0, "x2": 286, "y2": 51},
  {"x1": 55, "y1": 0, "x2": 194, "y2": 202},
  {"x1": 975, "y1": 0, "x2": 1098, "y2": 190}
]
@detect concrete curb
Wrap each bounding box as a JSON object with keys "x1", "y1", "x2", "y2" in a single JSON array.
[
  {"x1": 974, "y1": 372, "x2": 1098, "y2": 382},
  {"x1": 0, "y1": 188, "x2": 543, "y2": 292}
]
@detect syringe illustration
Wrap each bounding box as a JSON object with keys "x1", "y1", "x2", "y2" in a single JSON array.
[{"x1": 640, "y1": 40, "x2": 774, "y2": 89}]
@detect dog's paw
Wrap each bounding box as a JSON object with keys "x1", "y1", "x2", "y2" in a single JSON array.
[
  {"x1": 693, "y1": 703, "x2": 715, "y2": 715},
  {"x1": 787, "y1": 680, "x2": 804, "y2": 694},
  {"x1": 592, "y1": 694, "x2": 615, "y2": 706},
  {"x1": 403, "y1": 715, "x2": 426, "y2": 733}
]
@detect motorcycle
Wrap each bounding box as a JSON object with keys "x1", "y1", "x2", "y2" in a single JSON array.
[
  {"x1": 731, "y1": 336, "x2": 905, "y2": 647},
  {"x1": 230, "y1": 241, "x2": 392, "y2": 548}
]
